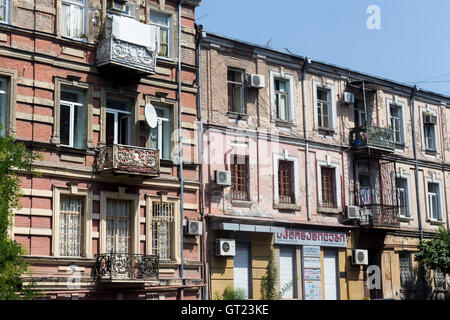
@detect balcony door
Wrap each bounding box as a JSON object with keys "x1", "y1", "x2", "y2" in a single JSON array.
[
  {"x1": 106, "y1": 98, "x2": 131, "y2": 145},
  {"x1": 106, "y1": 200, "x2": 130, "y2": 254}
]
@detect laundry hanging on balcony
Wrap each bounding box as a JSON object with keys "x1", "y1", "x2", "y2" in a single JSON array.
[{"x1": 111, "y1": 15, "x2": 158, "y2": 52}]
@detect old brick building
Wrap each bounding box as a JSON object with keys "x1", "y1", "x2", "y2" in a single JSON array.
[{"x1": 1, "y1": 0, "x2": 204, "y2": 300}]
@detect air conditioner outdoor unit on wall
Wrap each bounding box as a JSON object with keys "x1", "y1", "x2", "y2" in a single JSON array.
[
  {"x1": 342, "y1": 92, "x2": 355, "y2": 104},
  {"x1": 352, "y1": 249, "x2": 369, "y2": 265},
  {"x1": 423, "y1": 113, "x2": 437, "y2": 125},
  {"x1": 346, "y1": 205, "x2": 360, "y2": 219},
  {"x1": 216, "y1": 239, "x2": 235, "y2": 256},
  {"x1": 186, "y1": 220, "x2": 202, "y2": 236},
  {"x1": 215, "y1": 170, "x2": 231, "y2": 186},
  {"x1": 247, "y1": 74, "x2": 265, "y2": 89}
]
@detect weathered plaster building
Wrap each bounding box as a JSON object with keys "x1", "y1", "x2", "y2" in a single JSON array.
[
  {"x1": 1, "y1": 0, "x2": 204, "y2": 300},
  {"x1": 198, "y1": 31, "x2": 450, "y2": 300}
]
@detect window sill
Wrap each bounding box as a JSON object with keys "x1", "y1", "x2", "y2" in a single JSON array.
[
  {"x1": 426, "y1": 219, "x2": 445, "y2": 226},
  {"x1": 231, "y1": 200, "x2": 253, "y2": 208},
  {"x1": 227, "y1": 112, "x2": 248, "y2": 120},
  {"x1": 424, "y1": 149, "x2": 438, "y2": 155},
  {"x1": 398, "y1": 216, "x2": 414, "y2": 222},
  {"x1": 315, "y1": 127, "x2": 335, "y2": 136},
  {"x1": 317, "y1": 207, "x2": 341, "y2": 214},
  {"x1": 273, "y1": 203, "x2": 301, "y2": 211},
  {"x1": 275, "y1": 120, "x2": 294, "y2": 128}
]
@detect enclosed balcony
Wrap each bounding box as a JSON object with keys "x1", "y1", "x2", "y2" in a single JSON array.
[
  {"x1": 359, "y1": 204, "x2": 400, "y2": 228},
  {"x1": 96, "y1": 144, "x2": 160, "y2": 177},
  {"x1": 96, "y1": 15, "x2": 157, "y2": 75},
  {"x1": 95, "y1": 253, "x2": 159, "y2": 282},
  {"x1": 350, "y1": 126, "x2": 395, "y2": 152}
]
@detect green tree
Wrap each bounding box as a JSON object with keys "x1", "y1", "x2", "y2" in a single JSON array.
[
  {"x1": 0, "y1": 133, "x2": 40, "y2": 299},
  {"x1": 414, "y1": 225, "x2": 450, "y2": 274},
  {"x1": 213, "y1": 286, "x2": 247, "y2": 300},
  {"x1": 261, "y1": 249, "x2": 297, "y2": 300}
]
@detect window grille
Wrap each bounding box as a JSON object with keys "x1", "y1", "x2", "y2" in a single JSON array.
[
  {"x1": 231, "y1": 155, "x2": 249, "y2": 200},
  {"x1": 321, "y1": 167, "x2": 336, "y2": 208},
  {"x1": 278, "y1": 160, "x2": 294, "y2": 204},
  {"x1": 152, "y1": 202, "x2": 175, "y2": 260}
]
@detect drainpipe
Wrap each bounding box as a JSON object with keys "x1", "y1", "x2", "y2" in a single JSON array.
[
  {"x1": 196, "y1": 25, "x2": 209, "y2": 300},
  {"x1": 301, "y1": 57, "x2": 311, "y2": 221},
  {"x1": 178, "y1": 0, "x2": 185, "y2": 291}
]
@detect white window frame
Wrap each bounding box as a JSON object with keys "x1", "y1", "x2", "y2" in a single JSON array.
[
  {"x1": 227, "y1": 68, "x2": 245, "y2": 114},
  {"x1": 419, "y1": 106, "x2": 439, "y2": 154},
  {"x1": 270, "y1": 71, "x2": 295, "y2": 123},
  {"x1": 61, "y1": 0, "x2": 87, "y2": 40},
  {"x1": 273, "y1": 152, "x2": 299, "y2": 206},
  {"x1": 313, "y1": 81, "x2": 336, "y2": 131},
  {"x1": 425, "y1": 178, "x2": 444, "y2": 223},
  {"x1": 0, "y1": 77, "x2": 7, "y2": 136},
  {"x1": 106, "y1": 98, "x2": 132, "y2": 146},
  {"x1": 150, "y1": 10, "x2": 174, "y2": 60},
  {"x1": 387, "y1": 99, "x2": 406, "y2": 146},
  {"x1": 317, "y1": 159, "x2": 342, "y2": 210},
  {"x1": 152, "y1": 106, "x2": 171, "y2": 160},
  {"x1": 395, "y1": 173, "x2": 412, "y2": 219},
  {"x1": 0, "y1": 0, "x2": 10, "y2": 25},
  {"x1": 60, "y1": 89, "x2": 85, "y2": 149}
]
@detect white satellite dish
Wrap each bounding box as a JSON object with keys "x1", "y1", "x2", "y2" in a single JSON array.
[{"x1": 145, "y1": 103, "x2": 158, "y2": 128}]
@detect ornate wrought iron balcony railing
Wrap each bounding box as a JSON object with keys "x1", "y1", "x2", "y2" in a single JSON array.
[
  {"x1": 359, "y1": 204, "x2": 400, "y2": 228},
  {"x1": 96, "y1": 144, "x2": 160, "y2": 176},
  {"x1": 350, "y1": 126, "x2": 395, "y2": 152},
  {"x1": 96, "y1": 15, "x2": 157, "y2": 74},
  {"x1": 95, "y1": 253, "x2": 159, "y2": 281}
]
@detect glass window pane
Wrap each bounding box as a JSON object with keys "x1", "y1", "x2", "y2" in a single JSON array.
[
  {"x1": 73, "y1": 104, "x2": 84, "y2": 149},
  {"x1": 60, "y1": 104, "x2": 71, "y2": 146},
  {"x1": 151, "y1": 12, "x2": 169, "y2": 26},
  {"x1": 0, "y1": 78, "x2": 7, "y2": 136}
]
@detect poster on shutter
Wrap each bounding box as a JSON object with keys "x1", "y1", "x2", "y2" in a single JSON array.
[
  {"x1": 303, "y1": 246, "x2": 321, "y2": 268},
  {"x1": 304, "y1": 280, "x2": 322, "y2": 300}
]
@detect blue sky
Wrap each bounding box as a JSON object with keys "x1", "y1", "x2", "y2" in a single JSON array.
[{"x1": 196, "y1": 0, "x2": 450, "y2": 96}]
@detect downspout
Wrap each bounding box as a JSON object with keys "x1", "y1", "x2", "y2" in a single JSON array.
[
  {"x1": 411, "y1": 85, "x2": 427, "y2": 298},
  {"x1": 301, "y1": 57, "x2": 311, "y2": 221},
  {"x1": 178, "y1": 0, "x2": 185, "y2": 292},
  {"x1": 196, "y1": 25, "x2": 209, "y2": 300}
]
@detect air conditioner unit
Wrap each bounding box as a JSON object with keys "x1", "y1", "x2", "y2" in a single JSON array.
[
  {"x1": 346, "y1": 205, "x2": 360, "y2": 219},
  {"x1": 216, "y1": 239, "x2": 235, "y2": 256},
  {"x1": 352, "y1": 249, "x2": 369, "y2": 265},
  {"x1": 342, "y1": 92, "x2": 355, "y2": 104},
  {"x1": 215, "y1": 170, "x2": 231, "y2": 186},
  {"x1": 247, "y1": 74, "x2": 265, "y2": 89},
  {"x1": 423, "y1": 113, "x2": 437, "y2": 125},
  {"x1": 186, "y1": 220, "x2": 202, "y2": 236}
]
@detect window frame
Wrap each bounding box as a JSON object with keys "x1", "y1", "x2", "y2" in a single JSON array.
[
  {"x1": 60, "y1": 89, "x2": 85, "y2": 149},
  {"x1": 105, "y1": 98, "x2": 132, "y2": 146},
  {"x1": 278, "y1": 160, "x2": 294, "y2": 204},
  {"x1": 150, "y1": 10, "x2": 174, "y2": 60},
  {"x1": 274, "y1": 78, "x2": 290, "y2": 121},
  {"x1": 399, "y1": 251, "x2": 413, "y2": 291},
  {"x1": 0, "y1": 69, "x2": 17, "y2": 137},
  {"x1": 425, "y1": 178, "x2": 444, "y2": 223},
  {"x1": 60, "y1": 0, "x2": 87, "y2": 41},
  {"x1": 420, "y1": 107, "x2": 439, "y2": 154},
  {"x1": 150, "y1": 105, "x2": 172, "y2": 160},
  {"x1": 395, "y1": 175, "x2": 411, "y2": 219},
  {"x1": 387, "y1": 99, "x2": 406, "y2": 146},
  {"x1": 230, "y1": 154, "x2": 250, "y2": 201},
  {"x1": 59, "y1": 196, "x2": 84, "y2": 257},
  {"x1": 0, "y1": 0, "x2": 10, "y2": 25},
  {"x1": 52, "y1": 185, "x2": 92, "y2": 258},
  {"x1": 317, "y1": 160, "x2": 342, "y2": 211},
  {"x1": 227, "y1": 68, "x2": 245, "y2": 114},
  {"x1": 273, "y1": 152, "x2": 299, "y2": 208},
  {"x1": 270, "y1": 71, "x2": 295, "y2": 124},
  {"x1": 313, "y1": 81, "x2": 336, "y2": 132}
]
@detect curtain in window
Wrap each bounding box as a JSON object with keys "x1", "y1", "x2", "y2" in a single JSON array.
[
  {"x1": 424, "y1": 125, "x2": 436, "y2": 151},
  {"x1": 0, "y1": 78, "x2": 7, "y2": 136},
  {"x1": 152, "y1": 202, "x2": 174, "y2": 260},
  {"x1": 106, "y1": 200, "x2": 130, "y2": 254},
  {"x1": 150, "y1": 12, "x2": 170, "y2": 58},
  {"x1": 60, "y1": 197, "x2": 82, "y2": 256},
  {"x1": 62, "y1": 1, "x2": 84, "y2": 39}
]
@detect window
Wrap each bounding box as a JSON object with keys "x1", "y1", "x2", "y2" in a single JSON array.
[
  {"x1": 316, "y1": 87, "x2": 331, "y2": 129},
  {"x1": 434, "y1": 269, "x2": 447, "y2": 291},
  {"x1": 399, "y1": 252, "x2": 413, "y2": 290},
  {"x1": 150, "y1": 105, "x2": 171, "y2": 160},
  {"x1": 359, "y1": 174, "x2": 372, "y2": 205},
  {"x1": 423, "y1": 112, "x2": 437, "y2": 152},
  {"x1": 427, "y1": 182, "x2": 442, "y2": 221},
  {"x1": 107, "y1": 0, "x2": 135, "y2": 17},
  {"x1": 396, "y1": 177, "x2": 410, "y2": 218},
  {"x1": 274, "y1": 78, "x2": 290, "y2": 121},
  {"x1": 60, "y1": 89, "x2": 85, "y2": 149},
  {"x1": 150, "y1": 11, "x2": 172, "y2": 59},
  {"x1": 59, "y1": 197, "x2": 83, "y2": 256},
  {"x1": 0, "y1": 0, "x2": 10, "y2": 24},
  {"x1": 278, "y1": 160, "x2": 294, "y2": 204},
  {"x1": 106, "y1": 98, "x2": 131, "y2": 145},
  {"x1": 227, "y1": 69, "x2": 245, "y2": 114},
  {"x1": 354, "y1": 98, "x2": 367, "y2": 127},
  {"x1": 321, "y1": 167, "x2": 336, "y2": 208},
  {"x1": 230, "y1": 155, "x2": 249, "y2": 201},
  {"x1": 61, "y1": 0, "x2": 86, "y2": 40},
  {"x1": 0, "y1": 77, "x2": 7, "y2": 136},
  {"x1": 106, "y1": 200, "x2": 130, "y2": 254},
  {"x1": 389, "y1": 103, "x2": 403, "y2": 144},
  {"x1": 152, "y1": 202, "x2": 174, "y2": 260}
]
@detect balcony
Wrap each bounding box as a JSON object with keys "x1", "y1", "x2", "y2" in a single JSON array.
[
  {"x1": 96, "y1": 15, "x2": 157, "y2": 75},
  {"x1": 96, "y1": 144, "x2": 160, "y2": 177},
  {"x1": 350, "y1": 126, "x2": 395, "y2": 152},
  {"x1": 95, "y1": 253, "x2": 159, "y2": 282},
  {"x1": 359, "y1": 204, "x2": 400, "y2": 228}
]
